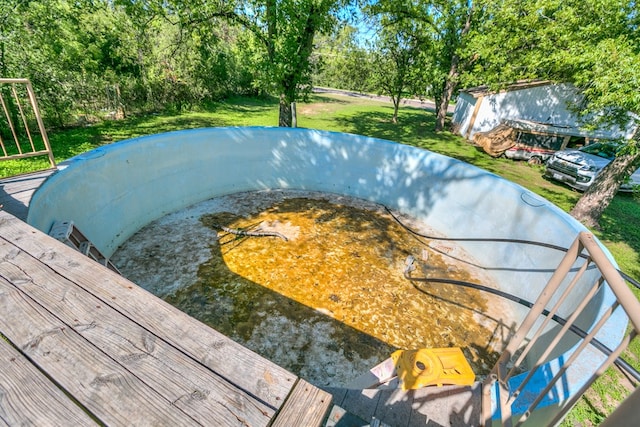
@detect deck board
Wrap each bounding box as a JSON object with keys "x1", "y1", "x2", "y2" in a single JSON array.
[
  {"x1": 0, "y1": 239, "x2": 275, "y2": 425},
  {"x1": 325, "y1": 384, "x2": 481, "y2": 427},
  {"x1": 0, "y1": 210, "x2": 331, "y2": 426},
  {"x1": 0, "y1": 170, "x2": 54, "y2": 221},
  {"x1": 0, "y1": 275, "x2": 197, "y2": 426},
  {"x1": 0, "y1": 337, "x2": 98, "y2": 426},
  {"x1": 272, "y1": 379, "x2": 333, "y2": 427}
]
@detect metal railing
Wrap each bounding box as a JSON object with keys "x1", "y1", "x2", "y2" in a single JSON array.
[
  {"x1": 0, "y1": 78, "x2": 56, "y2": 170},
  {"x1": 481, "y1": 232, "x2": 640, "y2": 426}
]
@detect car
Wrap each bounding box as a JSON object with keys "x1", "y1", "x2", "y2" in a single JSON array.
[{"x1": 544, "y1": 142, "x2": 640, "y2": 192}]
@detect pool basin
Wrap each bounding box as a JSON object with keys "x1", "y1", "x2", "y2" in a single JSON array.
[{"x1": 27, "y1": 127, "x2": 628, "y2": 424}]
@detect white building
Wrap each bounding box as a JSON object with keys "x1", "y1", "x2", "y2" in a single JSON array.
[{"x1": 452, "y1": 81, "x2": 636, "y2": 142}]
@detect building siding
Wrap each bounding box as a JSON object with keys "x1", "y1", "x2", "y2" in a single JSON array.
[
  {"x1": 451, "y1": 92, "x2": 477, "y2": 137},
  {"x1": 452, "y1": 83, "x2": 635, "y2": 140}
]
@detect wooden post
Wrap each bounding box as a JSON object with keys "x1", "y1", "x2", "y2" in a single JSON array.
[
  {"x1": 291, "y1": 102, "x2": 297, "y2": 128},
  {"x1": 465, "y1": 95, "x2": 484, "y2": 139}
]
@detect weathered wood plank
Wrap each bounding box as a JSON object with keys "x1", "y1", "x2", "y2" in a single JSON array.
[
  {"x1": 0, "y1": 239, "x2": 275, "y2": 426},
  {"x1": 408, "y1": 384, "x2": 481, "y2": 427},
  {"x1": 372, "y1": 389, "x2": 414, "y2": 426},
  {"x1": 0, "y1": 170, "x2": 53, "y2": 221},
  {"x1": 0, "y1": 211, "x2": 297, "y2": 409},
  {"x1": 339, "y1": 388, "x2": 382, "y2": 422},
  {"x1": 0, "y1": 337, "x2": 97, "y2": 426},
  {"x1": 0, "y1": 277, "x2": 199, "y2": 426},
  {"x1": 271, "y1": 379, "x2": 333, "y2": 427}
]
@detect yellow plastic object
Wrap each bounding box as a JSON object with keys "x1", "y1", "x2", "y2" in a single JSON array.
[{"x1": 391, "y1": 347, "x2": 475, "y2": 390}]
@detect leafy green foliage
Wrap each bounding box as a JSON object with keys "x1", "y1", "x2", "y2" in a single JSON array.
[
  {"x1": 314, "y1": 26, "x2": 376, "y2": 93},
  {"x1": 168, "y1": 0, "x2": 348, "y2": 126},
  {"x1": 0, "y1": 0, "x2": 262, "y2": 126}
]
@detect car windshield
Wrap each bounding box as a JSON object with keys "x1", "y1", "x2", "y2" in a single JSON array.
[{"x1": 580, "y1": 143, "x2": 618, "y2": 159}]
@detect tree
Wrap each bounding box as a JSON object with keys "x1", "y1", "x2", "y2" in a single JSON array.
[
  {"x1": 368, "y1": 0, "x2": 476, "y2": 131},
  {"x1": 370, "y1": 20, "x2": 425, "y2": 124},
  {"x1": 426, "y1": 0, "x2": 474, "y2": 132},
  {"x1": 567, "y1": 37, "x2": 640, "y2": 228},
  {"x1": 314, "y1": 25, "x2": 375, "y2": 93},
  {"x1": 170, "y1": 0, "x2": 345, "y2": 127},
  {"x1": 465, "y1": 0, "x2": 639, "y2": 227},
  {"x1": 1, "y1": 0, "x2": 155, "y2": 122}
]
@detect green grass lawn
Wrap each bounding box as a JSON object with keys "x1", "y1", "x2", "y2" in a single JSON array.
[{"x1": 2, "y1": 93, "x2": 638, "y2": 425}]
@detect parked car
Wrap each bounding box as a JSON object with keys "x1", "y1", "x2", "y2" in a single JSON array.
[{"x1": 544, "y1": 142, "x2": 640, "y2": 192}]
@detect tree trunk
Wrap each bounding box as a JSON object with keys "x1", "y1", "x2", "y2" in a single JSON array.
[
  {"x1": 0, "y1": 40, "x2": 5, "y2": 78},
  {"x1": 291, "y1": 101, "x2": 297, "y2": 127},
  {"x1": 435, "y1": 6, "x2": 473, "y2": 132},
  {"x1": 392, "y1": 94, "x2": 400, "y2": 124},
  {"x1": 435, "y1": 66, "x2": 457, "y2": 132},
  {"x1": 279, "y1": 93, "x2": 292, "y2": 127},
  {"x1": 570, "y1": 150, "x2": 640, "y2": 228}
]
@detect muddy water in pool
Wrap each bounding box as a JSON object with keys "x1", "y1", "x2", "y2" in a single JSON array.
[{"x1": 112, "y1": 190, "x2": 514, "y2": 387}]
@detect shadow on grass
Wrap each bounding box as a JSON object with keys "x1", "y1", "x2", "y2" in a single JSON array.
[
  {"x1": 305, "y1": 93, "x2": 351, "y2": 105},
  {"x1": 215, "y1": 95, "x2": 279, "y2": 111},
  {"x1": 334, "y1": 107, "x2": 436, "y2": 141},
  {"x1": 48, "y1": 114, "x2": 228, "y2": 160},
  {"x1": 598, "y1": 194, "x2": 640, "y2": 279},
  {"x1": 333, "y1": 107, "x2": 507, "y2": 167}
]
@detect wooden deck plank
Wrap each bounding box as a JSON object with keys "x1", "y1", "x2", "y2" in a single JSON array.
[
  {"x1": 372, "y1": 389, "x2": 414, "y2": 426},
  {"x1": 0, "y1": 277, "x2": 198, "y2": 426},
  {"x1": 0, "y1": 170, "x2": 54, "y2": 221},
  {"x1": 0, "y1": 337, "x2": 97, "y2": 426},
  {"x1": 0, "y1": 211, "x2": 298, "y2": 410},
  {"x1": 323, "y1": 384, "x2": 482, "y2": 427},
  {"x1": 0, "y1": 239, "x2": 275, "y2": 426},
  {"x1": 271, "y1": 379, "x2": 333, "y2": 427},
  {"x1": 340, "y1": 388, "x2": 382, "y2": 422}
]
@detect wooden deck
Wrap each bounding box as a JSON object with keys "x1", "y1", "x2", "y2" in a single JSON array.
[
  {"x1": 0, "y1": 169, "x2": 55, "y2": 222},
  {"x1": 0, "y1": 180, "x2": 332, "y2": 426}
]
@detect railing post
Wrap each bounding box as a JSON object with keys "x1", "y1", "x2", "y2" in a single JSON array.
[
  {"x1": 0, "y1": 78, "x2": 56, "y2": 173},
  {"x1": 481, "y1": 232, "x2": 640, "y2": 426},
  {"x1": 26, "y1": 80, "x2": 56, "y2": 169}
]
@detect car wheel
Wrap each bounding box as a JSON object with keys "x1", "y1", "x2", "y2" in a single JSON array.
[{"x1": 528, "y1": 156, "x2": 543, "y2": 165}]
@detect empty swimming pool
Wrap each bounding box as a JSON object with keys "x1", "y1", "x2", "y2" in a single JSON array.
[{"x1": 27, "y1": 127, "x2": 628, "y2": 425}]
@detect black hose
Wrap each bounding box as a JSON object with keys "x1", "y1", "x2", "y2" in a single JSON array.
[
  {"x1": 385, "y1": 205, "x2": 640, "y2": 291},
  {"x1": 620, "y1": 270, "x2": 640, "y2": 292},
  {"x1": 385, "y1": 205, "x2": 579, "y2": 252},
  {"x1": 403, "y1": 256, "x2": 640, "y2": 383}
]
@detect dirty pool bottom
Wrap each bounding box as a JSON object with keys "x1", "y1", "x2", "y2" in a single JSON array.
[{"x1": 112, "y1": 190, "x2": 514, "y2": 388}]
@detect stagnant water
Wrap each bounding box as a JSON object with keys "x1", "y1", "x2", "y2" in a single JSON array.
[{"x1": 112, "y1": 190, "x2": 515, "y2": 387}]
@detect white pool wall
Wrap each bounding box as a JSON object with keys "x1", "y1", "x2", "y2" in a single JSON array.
[{"x1": 27, "y1": 127, "x2": 628, "y2": 424}]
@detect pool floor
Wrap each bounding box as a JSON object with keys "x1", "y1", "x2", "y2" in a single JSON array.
[{"x1": 112, "y1": 190, "x2": 515, "y2": 387}]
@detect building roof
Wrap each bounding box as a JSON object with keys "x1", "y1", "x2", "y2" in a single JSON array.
[{"x1": 460, "y1": 80, "x2": 553, "y2": 98}]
